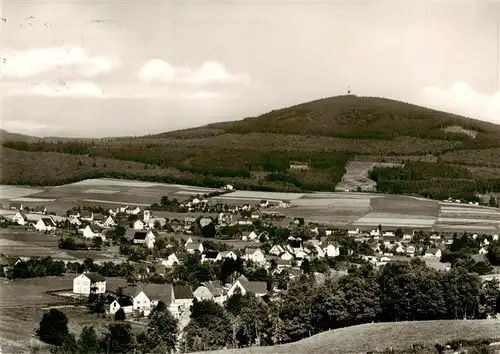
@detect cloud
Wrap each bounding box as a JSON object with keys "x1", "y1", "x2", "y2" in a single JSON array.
[
  {"x1": 181, "y1": 91, "x2": 225, "y2": 100},
  {"x1": 2, "y1": 120, "x2": 52, "y2": 136},
  {"x1": 420, "y1": 82, "x2": 500, "y2": 124},
  {"x1": 138, "y1": 59, "x2": 251, "y2": 85},
  {"x1": 1, "y1": 45, "x2": 121, "y2": 78}
]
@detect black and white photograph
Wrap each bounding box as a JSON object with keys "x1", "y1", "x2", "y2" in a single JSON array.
[{"x1": 1, "y1": 1, "x2": 500, "y2": 353}]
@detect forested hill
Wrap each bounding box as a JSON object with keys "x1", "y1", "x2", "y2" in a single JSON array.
[{"x1": 3, "y1": 95, "x2": 500, "y2": 201}]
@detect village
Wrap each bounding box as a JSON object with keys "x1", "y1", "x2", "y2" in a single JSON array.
[{"x1": 1, "y1": 184, "x2": 500, "y2": 353}]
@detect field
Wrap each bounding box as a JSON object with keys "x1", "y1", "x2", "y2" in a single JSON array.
[
  {"x1": 0, "y1": 276, "x2": 135, "y2": 354},
  {"x1": 197, "y1": 320, "x2": 500, "y2": 354},
  {"x1": 335, "y1": 161, "x2": 403, "y2": 192},
  {"x1": 1, "y1": 179, "x2": 499, "y2": 233}
]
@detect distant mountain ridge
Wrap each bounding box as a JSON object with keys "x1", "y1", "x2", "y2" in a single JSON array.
[{"x1": 3, "y1": 95, "x2": 500, "y2": 202}]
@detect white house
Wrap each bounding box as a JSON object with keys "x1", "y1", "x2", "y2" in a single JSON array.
[
  {"x1": 131, "y1": 230, "x2": 156, "y2": 249},
  {"x1": 370, "y1": 229, "x2": 380, "y2": 237},
  {"x1": 269, "y1": 245, "x2": 285, "y2": 256},
  {"x1": 82, "y1": 225, "x2": 104, "y2": 239},
  {"x1": 193, "y1": 280, "x2": 226, "y2": 304},
  {"x1": 224, "y1": 184, "x2": 234, "y2": 191},
  {"x1": 161, "y1": 253, "x2": 184, "y2": 268},
  {"x1": 124, "y1": 284, "x2": 174, "y2": 317},
  {"x1": 73, "y1": 273, "x2": 106, "y2": 295},
  {"x1": 423, "y1": 248, "x2": 442, "y2": 258},
  {"x1": 406, "y1": 245, "x2": 416, "y2": 255},
  {"x1": 12, "y1": 212, "x2": 29, "y2": 226},
  {"x1": 241, "y1": 231, "x2": 259, "y2": 241},
  {"x1": 109, "y1": 298, "x2": 134, "y2": 315},
  {"x1": 173, "y1": 285, "x2": 194, "y2": 308},
  {"x1": 479, "y1": 247, "x2": 488, "y2": 255},
  {"x1": 185, "y1": 238, "x2": 204, "y2": 254},
  {"x1": 126, "y1": 207, "x2": 141, "y2": 216},
  {"x1": 69, "y1": 216, "x2": 82, "y2": 226},
  {"x1": 323, "y1": 244, "x2": 340, "y2": 258},
  {"x1": 133, "y1": 219, "x2": 145, "y2": 230},
  {"x1": 227, "y1": 276, "x2": 267, "y2": 297},
  {"x1": 80, "y1": 211, "x2": 94, "y2": 222},
  {"x1": 243, "y1": 248, "x2": 266, "y2": 264},
  {"x1": 102, "y1": 216, "x2": 116, "y2": 228},
  {"x1": 216, "y1": 251, "x2": 238, "y2": 261},
  {"x1": 313, "y1": 245, "x2": 326, "y2": 259},
  {"x1": 347, "y1": 228, "x2": 360, "y2": 236},
  {"x1": 280, "y1": 251, "x2": 294, "y2": 261},
  {"x1": 35, "y1": 217, "x2": 57, "y2": 232}
]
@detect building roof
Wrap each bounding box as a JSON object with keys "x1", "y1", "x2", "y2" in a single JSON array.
[
  {"x1": 117, "y1": 297, "x2": 133, "y2": 307},
  {"x1": 239, "y1": 280, "x2": 267, "y2": 295},
  {"x1": 83, "y1": 272, "x2": 106, "y2": 282},
  {"x1": 203, "y1": 251, "x2": 218, "y2": 259},
  {"x1": 124, "y1": 283, "x2": 173, "y2": 304},
  {"x1": 0, "y1": 256, "x2": 21, "y2": 266},
  {"x1": 81, "y1": 210, "x2": 93, "y2": 218},
  {"x1": 244, "y1": 248, "x2": 262, "y2": 255},
  {"x1": 133, "y1": 231, "x2": 148, "y2": 240},
  {"x1": 202, "y1": 280, "x2": 224, "y2": 297},
  {"x1": 174, "y1": 285, "x2": 194, "y2": 299},
  {"x1": 40, "y1": 217, "x2": 56, "y2": 227},
  {"x1": 93, "y1": 213, "x2": 105, "y2": 221},
  {"x1": 186, "y1": 242, "x2": 202, "y2": 250}
]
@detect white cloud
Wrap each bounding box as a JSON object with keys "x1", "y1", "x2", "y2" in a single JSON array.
[
  {"x1": 138, "y1": 59, "x2": 251, "y2": 85},
  {"x1": 420, "y1": 82, "x2": 500, "y2": 124},
  {"x1": 1, "y1": 45, "x2": 121, "y2": 78}
]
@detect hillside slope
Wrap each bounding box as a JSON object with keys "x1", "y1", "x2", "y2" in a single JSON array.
[
  {"x1": 3, "y1": 95, "x2": 500, "y2": 200},
  {"x1": 195, "y1": 320, "x2": 500, "y2": 354}
]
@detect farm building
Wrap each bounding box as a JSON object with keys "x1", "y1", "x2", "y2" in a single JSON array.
[
  {"x1": 73, "y1": 272, "x2": 106, "y2": 295},
  {"x1": 34, "y1": 217, "x2": 57, "y2": 232},
  {"x1": 109, "y1": 298, "x2": 134, "y2": 315},
  {"x1": 227, "y1": 275, "x2": 267, "y2": 297},
  {"x1": 82, "y1": 225, "x2": 104, "y2": 239},
  {"x1": 12, "y1": 211, "x2": 29, "y2": 226}
]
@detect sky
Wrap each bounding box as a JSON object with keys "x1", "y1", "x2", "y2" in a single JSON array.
[{"x1": 1, "y1": 0, "x2": 499, "y2": 138}]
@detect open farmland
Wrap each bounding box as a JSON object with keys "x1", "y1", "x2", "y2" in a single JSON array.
[
  {"x1": 197, "y1": 320, "x2": 500, "y2": 354},
  {"x1": 0, "y1": 179, "x2": 499, "y2": 232},
  {"x1": 0, "y1": 276, "x2": 133, "y2": 353}
]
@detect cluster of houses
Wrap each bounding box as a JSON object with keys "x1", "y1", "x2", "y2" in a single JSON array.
[{"x1": 72, "y1": 271, "x2": 267, "y2": 319}]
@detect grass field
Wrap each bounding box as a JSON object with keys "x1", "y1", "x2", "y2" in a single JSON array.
[
  {"x1": 0, "y1": 276, "x2": 136, "y2": 354},
  {"x1": 335, "y1": 161, "x2": 403, "y2": 192},
  {"x1": 196, "y1": 320, "x2": 500, "y2": 354}
]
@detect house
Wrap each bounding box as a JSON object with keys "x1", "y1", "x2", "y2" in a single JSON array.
[
  {"x1": 323, "y1": 244, "x2": 340, "y2": 258},
  {"x1": 406, "y1": 245, "x2": 416, "y2": 255},
  {"x1": 216, "y1": 251, "x2": 238, "y2": 261},
  {"x1": 161, "y1": 253, "x2": 185, "y2": 268},
  {"x1": 35, "y1": 217, "x2": 57, "y2": 232},
  {"x1": 69, "y1": 216, "x2": 82, "y2": 226},
  {"x1": 227, "y1": 276, "x2": 267, "y2": 297},
  {"x1": 394, "y1": 244, "x2": 406, "y2": 254},
  {"x1": 129, "y1": 230, "x2": 156, "y2": 249},
  {"x1": 133, "y1": 219, "x2": 145, "y2": 230},
  {"x1": 109, "y1": 297, "x2": 134, "y2": 315},
  {"x1": 102, "y1": 216, "x2": 116, "y2": 228},
  {"x1": 224, "y1": 184, "x2": 234, "y2": 191},
  {"x1": 82, "y1": 225, "x2": 104, "y2": 239},
  {"x1": 0, "y1": 256, "x2": 22, "y2": 275},
  {"x1": 12, "y1": 211, "x2": 29, "y2": 226},
  {"x1": 479, "y1": 247, "x2": 488, "y2": 255},
  {"x1": 292, "y1": 248, "x2": 310, "y2": 259},
  {"x1": 80, "y1": 211, "x2": 94, "y2": 222},
  {"x1": 280, "y1": 251, "x2": 294, "y2": 261},
  {"x1": 370, "y1": 229, "x2": 380, "y2": 237},
  {"x1": 424, "y1": 248, "x2": 442, "y2": 258},
  {"x1": 93, "y1": 213, "x2": 105, "y2": 225},
  {"x1": 126, "y1": 207, "x2": 141, "y2": 216},
  {"x1": 147, "y1": 217, "x2": 167, "y2": 229},
  {"x1": 194, "y1": 280, "x2": 226, "y2": 303},
  {"x1": 269, "y1": 245, "x2": 285, "y2": 256},
  {"x1": 275, "y1": 259, "x2": 292, "y2": 268},
  {"x1": 173, "y1": 285, "x2": 194, "y2": 308},
  {"x1": 73, "y1": 272, "x2": 106, "y2": 295},
  {"x1": 184, "y1": 217, "x2": 197, "y2": 231},
  {"x1": 185, "y1": 238, "x2": 204, "y2": 254},
  {"x1": 243, "y1": 248, "x2": 266, "y2": 264},
  {"x1": 9, "y1": 202, "x2": 23, "y2": 211},
  {"x1": 241, "y1": 231, "x2": 259, "y2": 241},
  {"x1": 123, "y1": 283, "x2": 174, "y2": 316},
  {"x1": 201, "y1": 251, "x2": 219, "y2": 263},
  {"x1": 347, "y1": 228, "x2": 360, "y2": 236}
]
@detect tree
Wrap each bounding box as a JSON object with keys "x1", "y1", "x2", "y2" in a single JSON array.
[
  {"x1": 486, "y1": 245, "x2": 500, "y2": 266},
  {"x1": 114, "y1": 308, "x2": 126, "y2": 321},
  {"x1": 300, "y1": 259, "x2": 312, "y2": 274},
  {"x1": 183, "y1": 300, "x2": 232, "y2": 352},
  {"x1": 143, "y1": 301, "x2": 178, "y2": 353},
  {"x1": 77, "y1": 326, "x2": 100, "y2": 354},
  {"x1": 103, "y1": 323, "x2": 135, "y2": 354},
  {"x1": 38, "y1": 309, "x2": 70, "y2": 346},
  {"x1": 88, "y1": 293, "x2": 106, "y2": 314},
  {"x1": 200, "y1": 222, "x2": 216, "y2": 238}
]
